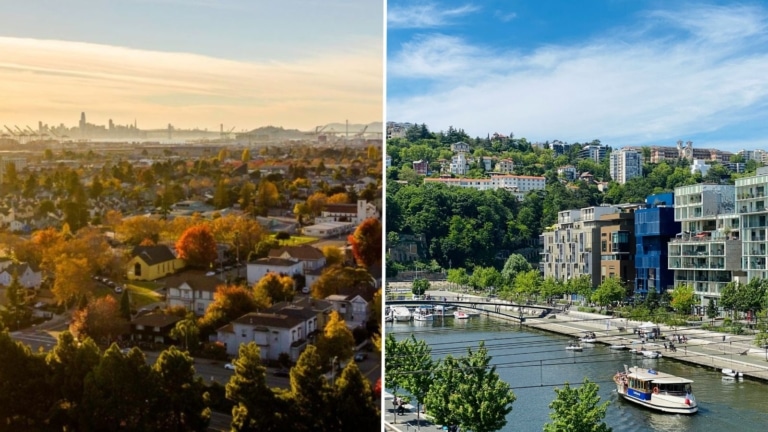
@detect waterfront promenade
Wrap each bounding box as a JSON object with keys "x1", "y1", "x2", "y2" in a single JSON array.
[{"x1": 388, "y1": 283, "x2": 768, "y2": 378}]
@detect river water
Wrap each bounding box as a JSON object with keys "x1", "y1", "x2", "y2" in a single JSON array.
[{"x1": 388, "y1": 316, "x2": 768, "y2": 432}]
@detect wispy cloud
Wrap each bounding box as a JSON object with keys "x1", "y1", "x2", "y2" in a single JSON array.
[
  {"x1": 388, "y1": 3, "x2": 479, "y2": 29},
  {"x1": 388, "y1": 5, "x2": 768, "y2": 150},
  {"x1": 0, "y1": 37, "x2": 382, "y2": 129},
  {"x1": 494, "y1": 10, "x2": 517, "y2": 23}
]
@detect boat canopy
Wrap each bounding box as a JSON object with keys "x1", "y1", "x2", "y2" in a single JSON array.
[{"x1": 650, "y1": 378, "x2": 694, "y2": 384}]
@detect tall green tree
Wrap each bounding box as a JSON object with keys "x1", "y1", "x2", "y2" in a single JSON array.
[
  {"x1": 226, "y1": 342, "x2": 283, "y2": 431},
  {"x1": 450, "y1": 342, "x2": 515, "y2": 432},
  {"x1": 670, "y1": 284, "x2": 697, "y2": 315},
  {"x1": 424, "y1": 354, "x2": 462, "y2": 426},
  {"x1": 330, "y1": 362, "x2": 380, "y2": 430},
  {"x1": 591, "y1": 277, "x2": 625, "y2": 311},
  {"x1": 285, "y1": 345, "x2": 333, "y2": 432},
  {"x1": 152, "y1": 346, "x2": 211, "y2": 431},
  {"x1": 501, "y1": 253, "x2": 532, "y2": 285},
  {"x1": 170, "y1": 313, "x2": 201, "y2": 352},
  {"x1": 80, "y1": 344, "x2": 161, "y2": 431},
  {"x1": 412, "y1": 277, "x2": 430, "y2": 296},
  {"x1": 0, "y1": 330, "x2": 53, "y2": 428},
  {"x1": 45, "y1": 331, "x2": 101, "y2": 430},
  {"x1": 544, "y1": 379, "x2": 612, "y2": 432}
]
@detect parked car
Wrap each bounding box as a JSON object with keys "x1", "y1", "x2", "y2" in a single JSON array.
[
  {"x1": 224, "y1": 363, "x2": 235, "y2": 370},
  {"x1": 354, "y1": 352, "x2": 367, "y2": 362},
  {"x1": 114, "y1": 286, "x2": 123, "y2": 294}
]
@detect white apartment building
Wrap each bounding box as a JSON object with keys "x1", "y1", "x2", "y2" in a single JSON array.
[
  {"x1": 668, "y1": 184, "x2": 742, "y2": 307},
  {"x1": 496, "y1": 158, "x2": 515, "y2": 173},
  {"x1": 424, "y1": 175, "x2": 545, "y2": 199},
  {"x1": 735, "y1": 166, "x2": 768, "y2": 281},
  {"x1": 609, "y1": 148, "x2": 643, "y2": 184},
  {"x1": 450, "y1": 153, "x2": 469, "y2": 176}
]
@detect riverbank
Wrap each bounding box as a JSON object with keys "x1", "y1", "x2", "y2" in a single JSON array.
[{"x1": 403, "y1": 286, "x2": 768, "y2": 382}]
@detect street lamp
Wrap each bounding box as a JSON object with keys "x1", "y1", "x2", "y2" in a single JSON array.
[
  {"x1": 331, "y1": 356, "x2": 339, "y2": 386},
  {"x1": 235, "y1": 231, "x2": 240, "y2": 279}
]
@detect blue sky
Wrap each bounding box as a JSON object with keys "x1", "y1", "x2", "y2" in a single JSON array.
[
  {"x1": 388, "y1": 0, "x2": 768, "y2": 152},
  {"x1": 0, "y1": 0, "x2": 383, "y2": 130}
]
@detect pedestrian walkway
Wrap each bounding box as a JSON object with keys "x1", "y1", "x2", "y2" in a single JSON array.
[
  {"x1": 527, "y1": 310, "x2": 768, "y2": 381},
  {"x1": 384, "y1": 403, "x2": 449, "y2": 432}
]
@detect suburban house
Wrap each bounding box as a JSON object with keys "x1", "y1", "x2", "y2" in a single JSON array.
[
  {"x1": 316, "y1": 200, "x2": 379, "y2": 224},
  {"x1": 217, "y1": 297, "x2": 332, "y2": 360},
  {"x1": 267, "y1": 244, "x2": 327, "y2": 273},
  {"x1": 127, "y1": 245, "x2": 185, "y2": 281},
  {"x1": 164, "y1": 270, "x2": 223, "y2": 316},
  {"x1": 0, "y1": 262, "x2": 43, "y2": 289},
  {"x1": 129, "y1": 312, "x2": 183, "y2": 345},
  {"x1": 324, "y1": 284, "x2": 378, "y2": 330},
  {"x1": 246, "y1": 257, "x2": 303, "y2": 285},
  {"x1": 301, "y1": 221, "x2": 355, "y2": 238}
]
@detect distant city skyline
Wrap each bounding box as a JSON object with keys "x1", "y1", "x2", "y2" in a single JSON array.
[
  {"x1": 0, "y1": 1, "x2": 383, "y2": 131},
  {"x1": 387, "y1": 0, "x2": 768, "y2": 152}
]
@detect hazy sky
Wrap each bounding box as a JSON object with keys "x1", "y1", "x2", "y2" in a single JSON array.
[
  {"x1": 0, "y1": 0, "x2": 383, "y2": 131},
  {"x1": 388, "y1": 0, "x2": 768, "y2": 152}
]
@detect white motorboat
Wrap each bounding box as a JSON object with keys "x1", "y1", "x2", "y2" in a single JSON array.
[
  {"x1": 609, "y1": 344, "x2": 628, "y2": 350},
  {"x1": 413, "y1": 307, "x2": 434, "y2": 321},
  {"x1": 614, "y1": 366, "x2": 698, "y2": 414},
  {"x1": 434, "y1": 305, "x2": 455, "y2": 313},
  {"x1": 453, "y1": 311, "x2": 469, "y2": 319},
  {"x1": 392, "y1": 307, "x2": 412, "y2": 322},
  {"x1": 721, "y1": 368, "x2": 743, "y2": 378},
  {"x1": 641, "y1": 350, "x2": 663, "y2": 359},
  {"x1": 566, "y1": 341, "x2": 583, "y2": 351},
  {"x1": 581, "y1": 332, "x2": 597, "y2": 343}
]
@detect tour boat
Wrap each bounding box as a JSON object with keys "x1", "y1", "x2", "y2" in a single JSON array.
[
  {"x1": 453, "y1": 311, "x2": 469, "y2": 319},
  {"x1": 721, "y1": 368, "x2": 743, "y2": 378},
  {"x1": 392, "y1": 306, "x2": 412, "y2": 322},
  {"x1": 566, "y1": 341, "x2": 583, "y2": 351},
  {"x1": 614, "y1": 366, "x2": 698, "y2": 414}
]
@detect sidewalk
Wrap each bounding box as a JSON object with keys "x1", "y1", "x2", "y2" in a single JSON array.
[{"x1": 384, "y1": 404, "x2": 448, "y2": 432}]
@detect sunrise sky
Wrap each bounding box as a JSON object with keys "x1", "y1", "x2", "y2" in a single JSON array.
[{"x1": 0, "y1": 0, "x2": 383, "y2": 132}]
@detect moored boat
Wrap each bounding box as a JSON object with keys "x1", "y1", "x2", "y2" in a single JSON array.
[
  {"x1": 581, "y1": 332, "x2": 597, "y2": 343},
  {"x1": 722, "y1": 368, "x2": 743, "y2": 378},
  {"x1": 609, "y1": 344, "x2": 628, "y2": 350},
  {"x1": 453, "y1": 310, "x2": 469, "y2": 319},
  {"x1": 393, "y1": 306, "x2": 412, "y2": 322},
  {"x1": 413, "y1": 307, "x2": 434, "y2": 321},
  {"x1": 641, "y1": 350, "x2": 663, "y2": 359},
  {"x1": 566, "y1": 340, "x2": 583, "y2": 351},
  {"x1": 614, "y1": 366, "x2": 698, "y2": 414}
]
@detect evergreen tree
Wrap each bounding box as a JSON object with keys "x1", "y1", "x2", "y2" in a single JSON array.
[
  {"x1": 119, "y1": 289, "x2": 131, "y2": 320},
  {"x1": 286, "y1": 345, "x2": 333, "y2": 431},
  {"x1": 330, "y1": 362, "x2": 379, "y2": 430},
  {"x1": 226, "y1": 342, "x2": 283, "y2": 431},
  {"x1": 152, "y1": 346, "x2": 211, "y2": 431}
]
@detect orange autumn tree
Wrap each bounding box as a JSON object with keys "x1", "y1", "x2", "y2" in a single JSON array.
[
  {"x1": 347, "y1": 218, "x2": 382, "y2": 267},
  {"x1": 198, "y1": 284, "x2": 259, "y2": 335},
  {"x1": 175, "y1": 224, "x2": 218, "y2": 269}
]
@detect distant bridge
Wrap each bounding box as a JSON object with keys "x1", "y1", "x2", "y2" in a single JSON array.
[{"x1": 386, "y1": 298, "x2": 555, "y2": 323}]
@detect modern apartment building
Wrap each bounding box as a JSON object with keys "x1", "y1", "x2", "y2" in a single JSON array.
[
  {"x1": 735, "y1": 166, "x2": 768, "y2": 281},
  {"x1": 609, "y1": 148, "x2": 643, "y2": 184},
  {"x1": 599, "y1": 210, "x2": 638, "y2": 286},
  {"x1": 668, "y1": 184, "x2": 742, "y2": 309},
  {"x1": 634, "y1": 193, "x2": 680, "y2": 298},
  {"x1": 540, "y1": 205, "x2": 622, "y2": 288}
]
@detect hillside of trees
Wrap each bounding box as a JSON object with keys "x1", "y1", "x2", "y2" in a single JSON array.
[{"x1": 386, "y1": 123, "x2": 760, "y2": 274}]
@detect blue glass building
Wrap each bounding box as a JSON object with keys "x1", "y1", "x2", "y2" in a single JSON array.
[{"x1": 634, "y1": 193, "x2": 681, "y2": 298}]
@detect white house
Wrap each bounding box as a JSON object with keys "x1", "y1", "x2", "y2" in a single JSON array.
[
  {"x1": 0, "y1": 262, "x2": 43, "y2": 289},
  {"x1": 268, "y1": 245, "x2": 327, "y2": 273},
  {"x1": 164, "y1": 270, "x2": 222, "y2": 316},
  {"x1": 301, "y1": 221, "x2": 355, "y2": 238},
  {"x1": 324, "y1": 284, "x2": 377, "y2": 330},
  {"x1": 246, "y1": 258, "x2": 303, "y2": 285},
  {"x1": 217, "y1": 311, "x2": 317, "y2": 361}
]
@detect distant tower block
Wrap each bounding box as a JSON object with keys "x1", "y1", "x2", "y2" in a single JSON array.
[
  {"x1": 168, "y1": 123, "x2": 173, "y2": 140},
  {"x1": 79, "y1": 112, "x2": 86, "y2": 137},
  {"x1": 109, "y1": 119, "x2": 114, "y2": 130}
]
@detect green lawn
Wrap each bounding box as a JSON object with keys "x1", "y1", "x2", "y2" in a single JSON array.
[
  {"x1": 94, "y1": 281, "x2": 163, "y2": 308},
  {"x1": 125, "y1": 283, "x2": 164, "y2": 308},
  {"x1": 271, "y1": 234, "x2": 317, "y2": 246}
]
